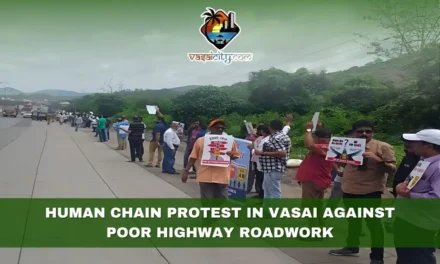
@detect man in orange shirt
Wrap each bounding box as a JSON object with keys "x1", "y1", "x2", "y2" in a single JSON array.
[{"x1": 181, "y1": 119, "x2": 240, "y2": 198}]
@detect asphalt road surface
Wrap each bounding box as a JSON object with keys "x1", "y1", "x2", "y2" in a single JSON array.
[{"x1": 0, "y1": 116, "x2": 32, "y2": 151}]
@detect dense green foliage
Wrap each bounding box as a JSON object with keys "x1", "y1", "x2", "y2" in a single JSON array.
[{"x1": 72, "y1": 44, "x2": 439, "y2": 162}]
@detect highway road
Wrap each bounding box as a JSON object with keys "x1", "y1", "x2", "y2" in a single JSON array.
[
  {"x1": 0, "y1": 116, "x2": 32, "y2": 151},
  {"x1": 0, "y1": 117, "x2": 300, "y2": 264}
]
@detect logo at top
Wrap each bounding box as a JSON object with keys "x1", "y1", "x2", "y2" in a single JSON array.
[
  {"x1": 187, "y1": 7, "x2": 252, "y2": 65},
  {"x1": 199, "y1": 8, "x2": 241, "y2": 51}
]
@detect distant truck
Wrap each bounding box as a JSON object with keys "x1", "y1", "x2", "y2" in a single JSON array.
[
  {"x1": 31, "y1": 111, "x2": 48, "y2": 121},
  {"x1": 2, "y1": 106, "x2": 17, "y2": 117},
  {"x1": 31, "y1": 105, "x2": 50, "y2": 121}
]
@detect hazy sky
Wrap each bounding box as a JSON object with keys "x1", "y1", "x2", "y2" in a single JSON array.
[{"x1": 0, "y1": 0, "x2": 388, "y2": 92}]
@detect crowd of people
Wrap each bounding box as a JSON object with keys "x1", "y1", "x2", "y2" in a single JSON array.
[
  {"x1": 182, "y1": 116, "x2": 440, "y2": 264},
  {"x1": 293, "y1": 121, "x2": 440, "y2": 264},
  {"x1": 67, "y1": 106, "x2": 440, "y2": 264}
]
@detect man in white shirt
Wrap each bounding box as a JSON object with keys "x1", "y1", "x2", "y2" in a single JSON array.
[
  {"x1": 162, "y1": 122, "x2": 181, "y2": 174},
  {"x1": 74, "y1": 115, "x2": 83, "y2": 132}
]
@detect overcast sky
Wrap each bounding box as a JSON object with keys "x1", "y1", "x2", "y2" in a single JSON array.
[{"x1": 0, "y1": 0, "x2": 387, "y2": 93}]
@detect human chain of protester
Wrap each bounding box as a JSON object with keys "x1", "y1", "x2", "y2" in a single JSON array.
[{"x1": 64, "y1": 104, "x2": 440, "y2": 264}]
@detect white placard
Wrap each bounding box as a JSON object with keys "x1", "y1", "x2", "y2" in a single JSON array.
[
  {"x1": 406, "y1": 161, "x2": 431, "y2": 190},
  {"x1": 311, "y1": 112, "x2": 320, "y2": 132},
  {"x1": 244, "y1": 120, "x2": 254, "y2": 134},
  {"x1": 201, "y1": 134, "x2": 234, "y2": 167},
  {"x1": 326, "y1": 137, "x2": 366, "y2": 165},
  {"x1": 146, "y1": 105, "x2": 158, "y2": 115}
]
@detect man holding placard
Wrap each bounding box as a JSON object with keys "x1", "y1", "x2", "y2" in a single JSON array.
[
  {"x1": 181, "y1": 119, "x2": 239, "y2": 198},
  {"x1": 393, "y1": 129, "x2": 440, "y2": 264},
  {"x1": 256, "y1": 119, "x2": 291, "y2": 199},
  {"x1": 329, "y1": 120, "x2": 396, "y2": 264}
]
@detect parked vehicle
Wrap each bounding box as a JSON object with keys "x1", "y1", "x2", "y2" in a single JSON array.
[
  {"x1": 37, "y1": 112, "x2": 48, "y2": 121},
  {"x1": 2, "y1": 106, "x2": 17, "y2": 117}
]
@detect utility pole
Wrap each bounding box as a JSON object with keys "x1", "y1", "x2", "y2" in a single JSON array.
[{"x1": 0, "y1": 82, "x2": 7, "y2": 98}]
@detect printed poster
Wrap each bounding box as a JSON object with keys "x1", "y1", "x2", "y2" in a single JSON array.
[
  {"x1": 146, "y1": 105, "x2": 158, "y2": 115},
  {"x1": 326, "y1": 137, "x2": 366, "y2": 165},
  {"x1": 201, "y1": 134, "x2": 234, "y2": 167},
  {"x1": 229, "y1": 138, "x2": 251, "y2": 198},
  {"x1": 405, "y1": 161, "x2": 431, "y2": 190}
]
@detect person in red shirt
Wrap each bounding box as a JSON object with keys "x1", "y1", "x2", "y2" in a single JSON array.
[
  {"x1": 297, "y1": 122, "x2": 334, "y2": 196},
  {"x1": 296, "y1": 121, "x2": 334, "y2": 230}
]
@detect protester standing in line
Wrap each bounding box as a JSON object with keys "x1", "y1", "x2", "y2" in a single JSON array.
[
  {"x1": 379, "y1": 129, "x2": 422, "y2": 235},
  {"x1": 74, "y1": 115, "x2": 83, "y2": 132},
  {"x1": 138, "y1": 117, "x2": 146, "y2": 157},
  {"x1": 254, "y1": 119, "x2": 291, "y2": 199},
  {"x1": 394, "y1": 129, "x2": 440, "y2": 264},
  {"x1": 162, "y1": 122, "x2": 180, "y2": 174},
  {"x1": 97, "y1": 115, "x2": 107, "y2": 142},
  {"x1": 296, "y1": 121, "x2": 333, "y2": 230},
  {"x1": 195, "y1": 123, "x2": 208, "y2": 140},
  {"x1": 245, "y1": 123, "x2": 258, "y2": 194},
  {"x1": 105, "y1": 116, "x2": 111, "y2": 140},
  {"x1": 182, "y1": 119, "x2": 239, "y2": 198},
  {"x1": 296, "y1": 122, "x2": 333, "y2": 198},
  {"x1": 119, "y1": 119, "x2": 129, "y2": 150},
  {"x1": 392, "y1": 129, "x2": 422, "y2": 196},
  {"x1": 146, "y1": 109, "x2": 166, "y2": 168},
  {"x1": 125, "y1": 116, "x2": 144, "y2": 162},
  {"x1": 327, "y1": 129, "x2": 353, "y2": 209},
  {"x1": 113, "y1": 118, "x2": 122, "y2": 149},
  {"x1": 113, "y1": 118, "x2": 129, "y2": 150},
  {"x1": 184, "y1": 121, "x2": 201, "y2": 174},
  {"x1": 248, "y1": 124, "x2": 271, "y2": 198},
  {"x1": 329, "y1": 120, "x2": 397, "y2": 264},
  {"x1": 93, "y1": 117, "x2": 99, "y2": 136}
]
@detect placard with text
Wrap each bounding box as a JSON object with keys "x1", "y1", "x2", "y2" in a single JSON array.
[{"x1": 326, "y1": 137, "x2": 366, "y2": 165}]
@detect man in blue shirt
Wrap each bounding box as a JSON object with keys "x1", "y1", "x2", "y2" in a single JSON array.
[
  {"x1": 113, "y1": 118, "x2": 129, "y2": 150},
  {"x1": 195, "y1": 123, "x2": 208, "y2": 140},
  {"x1": 146, "y1": 116, "x2": 167, "y2": 167}
]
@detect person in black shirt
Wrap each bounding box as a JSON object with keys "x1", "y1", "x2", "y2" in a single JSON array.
[
  {"x1": 127, "y1": 116, "x2": 145, "y2": 162},
  {"x1": 138, "y1": 117, "x2": 146, "y2": 156},
  {"x1": 105, "y1": 116, "x2": 112, "y2": 140},
  {"x1": 392, "y1": 129, "x2": 421, "y2": 197}
]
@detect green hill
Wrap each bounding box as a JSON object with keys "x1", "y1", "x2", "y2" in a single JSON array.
[
  {"x1": 33, "y1": 89, "x2": 88, "y2": 97},
  {"x1": 111, "y1": 53, "x2": 418, "y2": 103},
  {"x1": 327, "y1": 54, "x2": 418, "y2": 88},
  {"x1": 0, "y1": 87, "x2": 23, "y2": 96}
]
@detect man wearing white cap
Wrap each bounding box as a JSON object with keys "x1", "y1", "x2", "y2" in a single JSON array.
[{"x1": 394, "y1": 129, "x2": 440, "y2": 264}]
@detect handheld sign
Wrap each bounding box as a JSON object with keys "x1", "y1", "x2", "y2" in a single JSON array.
[
  {"x1": 311, "y1": 112, "x2": 320, "y2": 132},
  {"x1": 146, "y1": 105, "x2": 158, "y2": 115},
  {"x1": 243, "y1": 120, "x2": 254, "y2": 134},
  {"x1": 405, "y1": 161, "x2": 431, "y2": 190},
  {"x1": 228, "y1": 138, "x2": 252, "y2": 199},
  {"x1": 201, "y1": 135, "x2": 234, "y2": 167},
  {"x1": 326, "y1": 137, "x2": 366, "y2": 165}
]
